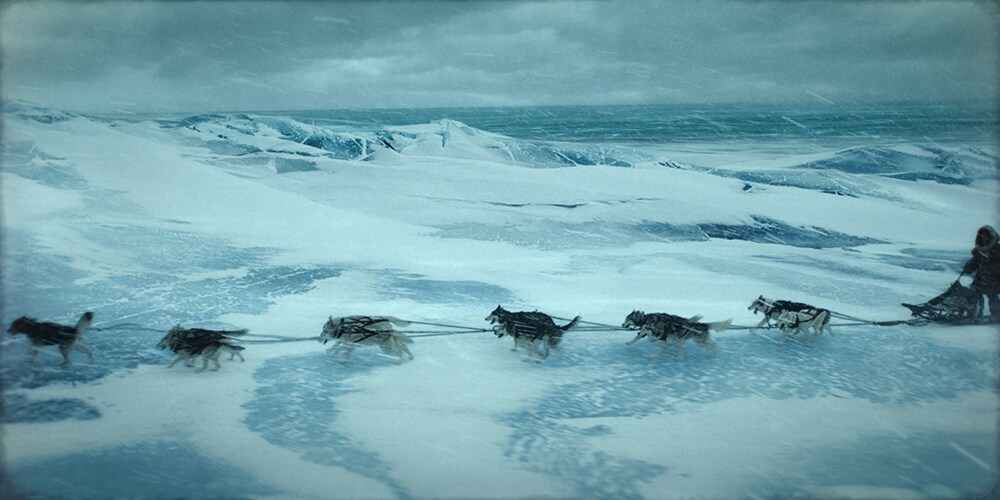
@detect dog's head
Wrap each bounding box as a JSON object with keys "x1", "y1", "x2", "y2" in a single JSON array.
[
  {"x1": 748, "y1": 296, "x2": 772, "y2": 314},
  {"x1": 485, "y1": 305, "x2": 508, "y2": 324},
  {"x1": 321, "y1": 316, "x2": 343, "y2": 344},
  {"x1": 7, "y1": 316, "x2": 33, "y2": 335},
  {"x1": 157, "y1": 325, "x2": 185, "y2": 350},
  {"x1": 488, "y1": 307, "x2": 513, "y2": 338},
  {"x1": 622, "y1": 310, "x2": 645, "y2": 329}
]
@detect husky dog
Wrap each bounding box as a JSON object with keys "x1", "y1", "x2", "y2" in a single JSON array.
[
  {"x1": 748, "y1": 296, "x2": 814, "y2": 329},
  {"x1": 321, "y1": 316, "x2": 414, "y2": 363},
  {"x1": 191, "y1": 342, "x2": 246, "y2": 372},
  {"x1": 748, "y1": 296, "x2": 832, "y2": 344},
  {"x1": 485, "y1": 305, "x2": 581, "y2": 361},
  {"x1": 622, "y1": 310, "x2": 729, "y2": 360},
  {"x1": 7, "y1": 312, "x2": 95, "y2": 365},
  {"x1": 774, "y1": 308, "x2": 833, "y2": 344},
  {"x1": 157, "y1": 326, "x2": 247, "y2": 371}
]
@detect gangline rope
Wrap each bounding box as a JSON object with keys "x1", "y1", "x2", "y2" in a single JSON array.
[{"x1": 85, "y1": 310, "x2": 934, "y2": 345}]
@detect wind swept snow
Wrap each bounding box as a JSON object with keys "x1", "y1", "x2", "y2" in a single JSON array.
[{"x1": 2, "y1": 101, "x2": 998, "y2": 499}]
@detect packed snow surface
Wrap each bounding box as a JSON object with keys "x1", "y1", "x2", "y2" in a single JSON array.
[{"x1": 2, "y1": 101, "x2": 998, "y2": 499}]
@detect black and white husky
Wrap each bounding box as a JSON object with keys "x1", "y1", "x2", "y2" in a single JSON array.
[
  {"x1": 157, "y1": 326, "x2": 247, "y2": 371},
  {"x1": 321, "y1": 316, "x2": 414, "y2": 363},
  {"x1": 622, "y1": 310, "x2": 729, "y2": 360},
  {"x1": 485, "y1": 305, "x2": 581, "y2": 361},
  {"x1": 7, "y1": 312, "x2": 95, "y2": 365},
  {"x1": 748, "y1": 296, "x2": 833, "y2": 344}
]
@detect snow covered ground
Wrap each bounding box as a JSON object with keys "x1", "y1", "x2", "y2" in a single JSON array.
[{"x1": 2, "y1": 101, "x2": 998, "y2": 498}]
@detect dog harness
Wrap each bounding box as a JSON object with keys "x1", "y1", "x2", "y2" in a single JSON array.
[{"x1": 325, "y1": 316, "x2": 395, "y2": 343}]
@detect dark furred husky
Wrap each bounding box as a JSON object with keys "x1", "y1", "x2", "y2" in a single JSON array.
[
  {"x1": 486, "y1": 305, "x2": 581, "y2": 361},
  {"x1": 7, "y1": 312, "x2": 95, "y2": 365},
  {"x1": 157, "y1": 326, "x2": 247, "y2": 371},
  {"x1": 622, "y1": 310, "x2": 729, "y2": 360}
]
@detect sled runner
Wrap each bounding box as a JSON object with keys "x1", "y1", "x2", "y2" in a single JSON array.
[{"x1": 902, "y1": 280, "x2": 985, "y2": 324}]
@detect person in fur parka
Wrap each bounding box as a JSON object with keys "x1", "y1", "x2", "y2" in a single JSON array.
[{"x1": 961, "y1": 225, "x2": 1000, "y2": 320}]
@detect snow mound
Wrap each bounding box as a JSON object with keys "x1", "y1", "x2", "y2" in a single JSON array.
[
  {"x1": 799, "y1": 144, "x2": 999, "y2": 184},
  {"x1": 164, "y1": 114, "x2": 651, "y2": 169}
]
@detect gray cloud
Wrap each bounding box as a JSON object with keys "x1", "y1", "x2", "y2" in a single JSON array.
[{"x1": 1, "y1": 0, "x2": 996, "y2": 113}]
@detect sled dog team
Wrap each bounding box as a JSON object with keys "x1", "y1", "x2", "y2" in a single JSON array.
[{"x1": 6, "y1": 296, "x2": 835, "y2": 368}]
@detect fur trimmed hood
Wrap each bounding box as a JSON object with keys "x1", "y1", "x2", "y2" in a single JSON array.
[{"x1": 975, "y1": 225, "x2": 998, "y2": 254}]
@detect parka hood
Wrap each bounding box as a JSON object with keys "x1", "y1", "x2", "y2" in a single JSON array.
[{"x1": 975, "y1": 225, "x2": 998, "y2": 252}]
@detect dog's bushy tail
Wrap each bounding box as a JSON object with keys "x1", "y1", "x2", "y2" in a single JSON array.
[
  {"x1": 560, "y1": 316, "x2": 582, "y2": 331},
  {"x1": 707, "y1": 318, "x2": 732, "y2": 332},
  {"x1": 391, "y1": 331, "x2": 415, "y2": 344},
  {"x1": 384, "y1": 316, "x2": 412, "y2": 328},
  {"x1": 817, "y1": 310, "x2": 834, "y2": 334}
]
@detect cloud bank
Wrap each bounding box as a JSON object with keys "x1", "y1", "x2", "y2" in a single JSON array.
[{"x1": 1, "y1": 0, "x2": 996, "y2": 113}]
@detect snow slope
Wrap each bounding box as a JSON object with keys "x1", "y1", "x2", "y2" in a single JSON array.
[{"x1": 2, "y1": 102, "x2": 998, "y2": 499}]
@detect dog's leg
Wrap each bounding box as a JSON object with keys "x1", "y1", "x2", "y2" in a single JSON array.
[
  {"x1": 778, "y1": 327, "x2": 790, "y2": 345},
  {"x1": 803, "y1": 327, "x2": 817, "y2": 345},
  {"x1": 626, "y1": 334, "x2": 642, "y2": 346},
  {"x1": 28, "y1": 344, "x2": 40, "y2": 364},
  {"x1": 551, "y1": 341, "x2": 563, "y2": 361},
  {"x1": 819, "y1": 311, "x2": 834, "y2": 337},
  {"x1": 59, "y1": 345, "x2": 72, "y2": 365},
  {"x1": 380, "y1": 337, "x2": 407, "y2": 363},
  {"x1": 399, "y1": 342, "x2": 414, "y2": 361},
  {"x1": 811, "y1": 321, "x2": 824, "y2": 341},
  {"x1": 389, "y1": 337, "x2": 413, "y2": 364},
  {"x1": 539, "y1": 338, "x2": 551, "y2": 360},
  {"x1": 75, "y1": 342, "x2": 95, "y2": 364},
  {"x1": 650, "y1": 340, "x2": 667, "y2": 359},
  {"x1": 341, "y1": 343, "x2": 354, "y2": 364},
  {"x1": 750, "y1": 317, "x2": 768, "y2": 332},
  {"x1": 329, "y1": 341, "x2": 348, "y2": 362},
  {"x1": 698, "y1": 336, "x2": 719, "y2": 355},
  {"x1": 168, "y1": 353, "x2": 192, "y2": 368},
  {"x1": 196, "y1": 346, "x2": 219, "y2": 372},
  {"x1": 675, "y1": 339, "x2": 687, "y2": 361},
  {"x1": 537, "y1": 338, "x2": 551, "y2": 361},
  {"x1": 522, "y1": 339, "x2": 543, "y2": 363},
  {"x1": 521, "y1": 339, "x2": 538, "y2": 361}
]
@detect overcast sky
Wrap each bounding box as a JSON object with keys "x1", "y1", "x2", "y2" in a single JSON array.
[{"x1": 1, "y1": 0, "x2": 997, "y2": 113}]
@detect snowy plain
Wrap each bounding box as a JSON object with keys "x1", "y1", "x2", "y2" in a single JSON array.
[{"x1": 1, "y1": 101, "x2": 998, "y2": 499}]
